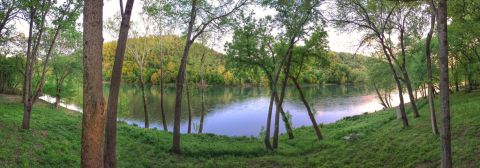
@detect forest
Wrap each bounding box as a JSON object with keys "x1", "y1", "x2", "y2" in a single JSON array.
[{"x1": 0, "y1": 0, "x2": 479, "y2": 167}]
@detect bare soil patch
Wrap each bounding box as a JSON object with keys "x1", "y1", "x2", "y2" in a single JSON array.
[{"x1": 414, "y1": 162, "x2": 430, "y2": 168}]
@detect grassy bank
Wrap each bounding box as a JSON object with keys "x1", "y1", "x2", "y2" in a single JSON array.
[{"x1": 1, "y1": 91, "x2": 479, "y2": 167}]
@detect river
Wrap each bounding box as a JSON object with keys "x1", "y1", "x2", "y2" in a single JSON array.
[{"x1": 41, "y1": 84, "x2": 413, "y2": 137}]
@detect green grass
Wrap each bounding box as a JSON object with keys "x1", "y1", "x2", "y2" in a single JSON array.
[{"x1": 1, "y1": 91, "x2": 480, "y2": 167}]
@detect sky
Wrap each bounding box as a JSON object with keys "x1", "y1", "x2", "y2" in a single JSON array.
[{"x1": 14, "y1": 0, "x2": 370, "y2": 56}]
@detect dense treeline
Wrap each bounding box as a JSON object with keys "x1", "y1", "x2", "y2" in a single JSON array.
[{"x1": 101, "y1": 35, "x2": 367, "y2": 86}]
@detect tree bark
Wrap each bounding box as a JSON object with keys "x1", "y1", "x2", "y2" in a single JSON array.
[
  {"x1": 373, "y1": 83, "x2": 388, "y2": 109},
  {"x1": 264, "y1": 39, "x2": 294, "y2": 150},
  {"x1": 199, "y1": 50, "x2": 206, "y2": 133},
  {"x1": 55, "y1": 88, "x2": 60, "y2": 109},
  {"x1": 160, "y1": 32, "x2": 168, "y2": 132},
  {"x1": 104, "y1": 0, "x2": 134, "y2": 166},
  {"x1": 140, "y1": 67, "x2": 149, "y2": 128},
  {"x1": 81, "y1": 0, "x2": 106, "y2": 167},
  {"x1": 274, "y1": 94, "x2": 294, "y2": 139},
  {"x1": 425, "y1": 8, "x2": 439, "y2": 135},
  {"x1": 437, "y1": 0, "x2": 452, "y2": 167},
  {"x1": 23, "y1": 6, "x2": 65, "y2": 129},
  {"x1": 400, "y1": 30, "x2": 420, "y2": 118},
  {"x1": 173, "y1": 0, "x2": 197, "y2": 154},
  {"x1": 381, "y1": 40, "x2": 408, "y2": 126},
  {"x1": 185, "y1": 72, "x2": 192, "y2": 133},
  {"x1": 290, "y1": 76, "x2": 323, "y2": 140},
  {"x1": 273, "y1": 51, "x2": 294, "y2": 149}
]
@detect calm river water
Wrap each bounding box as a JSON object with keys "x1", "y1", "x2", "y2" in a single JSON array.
[{"x1": 43, "y1": 84, "x2": 412, "y2": 136}]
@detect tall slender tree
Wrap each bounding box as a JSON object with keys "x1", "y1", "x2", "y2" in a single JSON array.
[
  {"x1": 261, "y1": 0, "x2": 324, "y2": 150},
  {"x1": 159, "y1": 0, "x2": 248, "y2": 154},
  {"x1": 224, "y1": 15, "x2": 295, "y2": 140},
  {"x1": 425, "y1": 1, "x2": 438, "y2": 134},
  {"x1": 81, "y1": 0, "x2": 105, "y2": 167},
  {"x1": 104, "y1": 0, "x2": 135, "y2": 167},
  {"x1": 331, "y1": 0, "x2": 410, "y2": 126},
  {"x1": 22, "y1": 0, "x2": 82, "y2": 130},
  {"x1": 127, "y1": 13, "x2": 154, "y2": 128},
  {"x1": 436, "y1": 0, "x2": 452, "y2": 166}
]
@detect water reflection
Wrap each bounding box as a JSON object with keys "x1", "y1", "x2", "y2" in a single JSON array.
[
  {"x1": 102, "y1": 84, "x2": 405, "y2": 136},
  {"x1": 44, "y1": 84, "x2": 413, "y2": 136}
]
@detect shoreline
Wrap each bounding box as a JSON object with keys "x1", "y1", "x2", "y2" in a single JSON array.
[{"x1": 102, "y1": 81, "x2": 359, "y2": 87}]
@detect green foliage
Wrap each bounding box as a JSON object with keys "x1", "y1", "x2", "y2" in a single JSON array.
[
  {"x1": 0, "y1": 55, "x2": 22, "y2": 94},
  {"x1": 118, "y1": 95, "x2": 130, "y2": 118},
  {"x1": 193, "y1": 123, "x2": 199, "y2": 133},
  {"x1": 284, "y1": 110, "x2": 295, "y2": 131},
  {"x1": 257, "y1": 126, "x2": 266, "y2": 139}
]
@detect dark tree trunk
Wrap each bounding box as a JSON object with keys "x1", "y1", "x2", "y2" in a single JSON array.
[
  {"x1": 104, "y1": 0, "x2": 135, "y2": 166},
  {"x1": 160, "y1": 32, "x2": 168, "y2": 132},
  {"x1": 400, "y1": 30, "x2": 419, "y2": 118},
  {"x1": 381, "y1": 40, "x2": 408, "y2": 126},
  {"x1": 140, "y1": 68, "x2": 149, "y2": 128},
  {"x1": 55, "y1": 88, "x2": 60, "y2": 109},
  {"x1": 437, "y1": 0, "x2": 452, "y2": 166},
  {"x1": 455, "y1": 77, "x2": 459, "y2": 92},
  {"x1": 23, "y1": 6, "x2": 63, "y2": 130},
  {"x1": 425, "y1": 8, "x2": 439, "y2": 135},
  {"x1": 199, "y1": 50, "x2": 206, "y2": 133},
  {"x1": 273, "y1": 51, "x2": 294, "y2": 149},
  {"x1": 264, "y1": 40, "x2": 294, "y2": 150},
  {"x1": 265, "y1": 91, "x2": 276, "y2": 150},
  {"x1": 81, "y1": 0, "x2": 106, "y2": 167},
  {"x1": 274, "y1": 94, "x2": 294, "y2": 139},
  {"x1": 290, "y1": 76, "x2": 323, "y2": 140},
  {"x1": 403, "y1": 71, "x2": 420, "y2": 118},
  {"x1": 172, "y1": 0, "x2": 198, "y2": 154},
  {"x1": 185, "y1": 72, "x2": 192, "y2": 133},
  {"x1": 373, "y1": 83, "x2": 388, "y2": 109}
]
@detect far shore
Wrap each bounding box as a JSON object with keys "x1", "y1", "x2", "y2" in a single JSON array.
[{"x1": 102, "y1": 81, "x2": 359, "y2": 87}]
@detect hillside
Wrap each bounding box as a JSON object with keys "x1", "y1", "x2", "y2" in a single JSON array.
[{"x1": 102, "y1": 35, "x2": 368, "y2": 86}]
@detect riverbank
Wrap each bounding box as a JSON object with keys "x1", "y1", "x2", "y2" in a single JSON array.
[{"x1": 1, "y1": 91, "x2": 479, "y2": 167}]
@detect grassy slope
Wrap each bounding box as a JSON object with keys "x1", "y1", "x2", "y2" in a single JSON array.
[{"x1": 0, "y1": 91, "x2": 479, "y2": 168}]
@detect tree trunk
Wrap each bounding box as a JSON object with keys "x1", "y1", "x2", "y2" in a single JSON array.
[
  {"x1": 199, "y1": 51, "x2": 206, "y2": 133},
  {"x1": 160, "y1": 32, "x2": 168, "y2": 132},
  {"x1": 290, "y1": 76, "x2": 323, "y2": 140},
  {"x1": 402, "y1": 64, "x2": 420, "y2": 118},
  {"x1": 399, "y1": 28, "x2": 420, "y2": 118},
  {"x1": 425, "y1": 8, "x2": 439, "y2": 135},
  {"x1": 55, "y1": 88, "x2": 60, "y2": 109},
  {"x1": 455, "y1": 78, "x2": 459, "y2": 92},
  {"x1": 273, "y1": 51, "x2": 294, "y2": 149},
  {"x1": 81, "y1": 0, "x2": 106, "y2": 166},
  {"x1": 140, "y1": 68, "x2": 149, "y2": 128},
  {"x1": 172, "y1": 0, "x2": 197, "y2": 154},
  {"x1": 437, "y1": 0, "x2": 452, "y2": 166},
  {"x1": 185, "y1": 72, "x2": 192, "y2": 133},
  {"x1": 264, "y1": 39, "x2": 294, "y2": 150},
  {"x1": 22, "y1": 103, "x2": 32, "y2": 130},
  {"x1": 265, "y1": 91, "x2": 276, "y2": 150},
  {"x1": 381, "y1": 40, "x2": 408, "y2": 126},
  {"x1": 274, "y1": 94, "x2": 294, "y2": 139},
  {"x1": 373, "y1": 83, "x2": 388, "y2": 109},
  {"x1": 104, "y1": 0, "x2": 135, "y2": 167}
]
